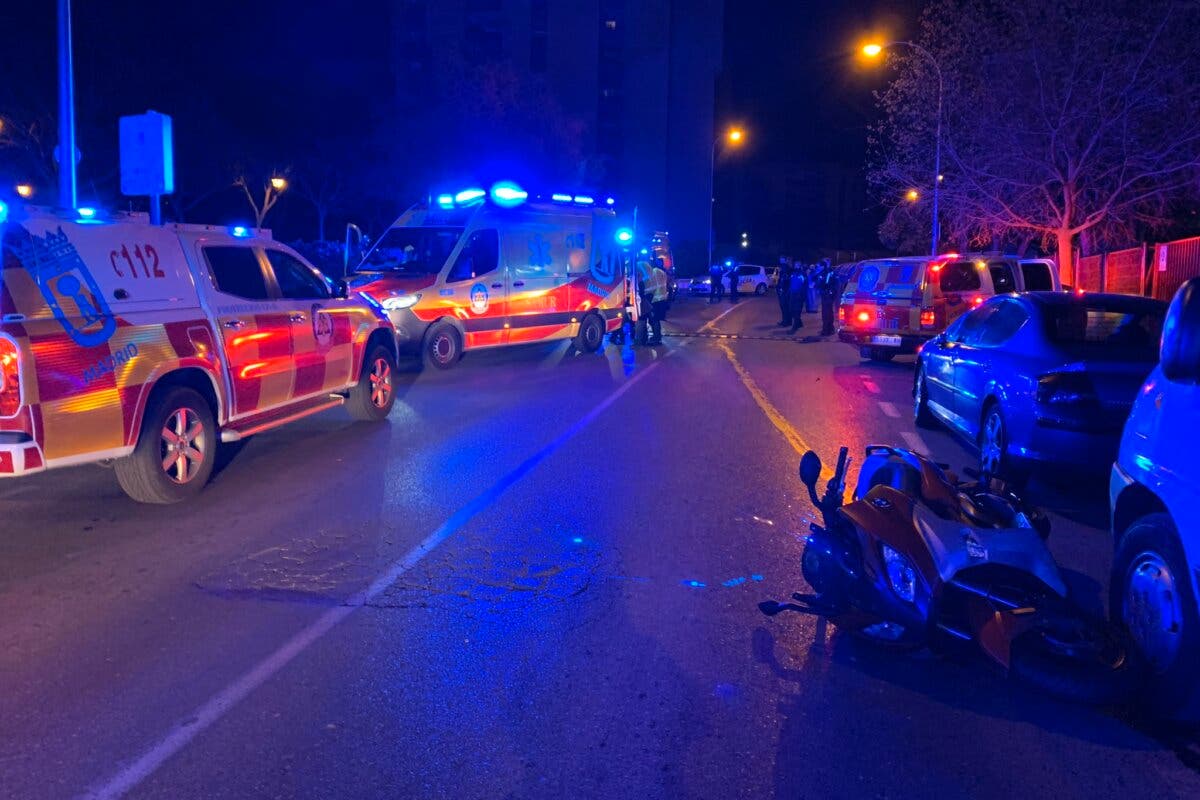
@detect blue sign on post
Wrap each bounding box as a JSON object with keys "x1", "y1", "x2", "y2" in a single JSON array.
[{"x1": 119, "y1": 111, "x2": 174, "y2": 223}]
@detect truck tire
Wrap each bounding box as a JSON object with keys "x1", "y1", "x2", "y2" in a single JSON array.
[
  {"x1": 346, "y1": 343, "x2": 398, "y2": 421},
  {"x1": 114, "y1": 386, "x2": 217, "y2": 504},
  {"x1": 1111, "y1": 513, "x2": 1200, "y2": 721},
  {"x1": 424, "y1": 322, "x2": 461, "y2": 370}
]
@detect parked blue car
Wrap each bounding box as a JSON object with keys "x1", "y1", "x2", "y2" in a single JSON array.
[{"x1": 913, "y1": 292, "x2": 1168, "y2": 481}]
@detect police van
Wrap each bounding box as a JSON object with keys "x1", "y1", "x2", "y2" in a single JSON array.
[
  {"x1": 0, "y1": 202, "x2": 397, "y2": 503},
  {"x1": 350, "y1": 184, "x2": 628, "y2": 368}
]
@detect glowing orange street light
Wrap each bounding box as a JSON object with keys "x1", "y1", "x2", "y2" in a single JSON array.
[
  {"x1": 728, "y1": 128, "x2": 744, "y2": 144},
  {"x1": 270, "y1": 176, "x2": 288, "y2": 191},
  {"x1": 708, "y1": 126, "x2": 749, "y2": 270},
  {"x1": 15, "y1": 184, "x2": 34, "y2": 199},
  {"x1": 906, "y1": 188, "x2": 920, "y2": 202},
  {"x1": 862, "y1": 43, "x2": 884, "y2": 57}
]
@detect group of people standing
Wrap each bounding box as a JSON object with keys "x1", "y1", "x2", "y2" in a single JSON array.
[{"x1": 775, "y1": 258, "x2": 839, "y2": 337}]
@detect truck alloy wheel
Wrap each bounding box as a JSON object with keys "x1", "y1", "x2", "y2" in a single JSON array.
[{"x1": 160, "y1": 407, "x2": 208, "y2": 484}]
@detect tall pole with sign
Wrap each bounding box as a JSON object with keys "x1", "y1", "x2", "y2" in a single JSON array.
[{"x1": 57, "y1": 0, "x2": 77, "y2": 209}]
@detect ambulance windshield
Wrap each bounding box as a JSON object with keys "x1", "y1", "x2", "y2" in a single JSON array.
[{"x1": 358, "y1": 226, "x2": 464, "y2": 275}]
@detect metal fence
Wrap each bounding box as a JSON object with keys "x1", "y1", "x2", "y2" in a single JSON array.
[
  {"x1": 1074, "y1": 245, "x2": 1147, "y2": 295},
  {"x1": 1151, "y1": 235, "x2": 1200, "y2": 302}
]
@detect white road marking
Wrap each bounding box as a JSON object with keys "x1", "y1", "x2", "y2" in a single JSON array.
[
  {"x1": 80, "y1": 351, "x2": 675, "y2": 800},
  {"x1": 878, "y1": 401, "x2": 901, "y2": 418},
  {"x1": 863, "y1": 380, "x2": 881, "y2": 394},
  {"x1": 900, "y1": 431, "x2": 930, "y2": 454},
  {"x1": 698, "y1": 301, "x2": 747, "y2": 333}
]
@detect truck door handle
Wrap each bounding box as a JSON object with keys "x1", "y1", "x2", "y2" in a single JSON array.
[
  {"x1": 491, "y1": 282, "x2": 504, "y2": 289},
  {"x1": 222, "y1": 319, "x2": 247, "y2": 330},
  {"x1": 512, "y1": 281, "x2": 526, "y2": 287},
  {"x1": 289, "y1": 313, "x2": 307, "y2": 323}
]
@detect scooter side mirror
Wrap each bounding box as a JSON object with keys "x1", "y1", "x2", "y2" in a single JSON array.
[{"x1": 799, "y1": 451, "x2": 822, "y2": 491}]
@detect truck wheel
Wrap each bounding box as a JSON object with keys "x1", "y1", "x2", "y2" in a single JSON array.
[
  {"x1": 755, "y1": 283, "x2": 767, "y2": 295},
  {"x1": 1111, "y1": 513, "x2": 1200, "y2": 721},
  {"x1": 424, "y1": 322, "x2": 461, "y2": 370},
  {"x1": 347, "y1": 344, "x2": 397, "y2": 421},
  {"x1": 114, "y1": 386, "x2": 217, "y2": 504},
  {"x1": 574, "y1": 313, "x2": 605, "y2": 353}
]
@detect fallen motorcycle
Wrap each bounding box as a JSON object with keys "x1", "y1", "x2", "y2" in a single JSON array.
[{"x1": 760, "y1": 444, "x2": 1134, "y2": 704}]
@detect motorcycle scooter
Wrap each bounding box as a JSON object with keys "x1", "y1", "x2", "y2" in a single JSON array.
[{"x1": 760, "y1": 444, "x2": 1133, "y2": 704}]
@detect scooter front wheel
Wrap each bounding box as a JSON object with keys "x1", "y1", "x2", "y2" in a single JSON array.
[{"x1": 1009, "y1": 612, "x2": 1138, "y2": 705}]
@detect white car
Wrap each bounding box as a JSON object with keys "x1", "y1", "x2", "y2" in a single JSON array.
[
  {"x1": 1110, "y1": 277, "x2": 1200, "y2": 721},
  {"x1": 727, "y1": 264, "x2": 770, "y2": 295}
]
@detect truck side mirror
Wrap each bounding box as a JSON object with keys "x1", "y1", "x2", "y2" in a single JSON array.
[
  {"x1": 1162, "y1": 278, "x2": 1200, "y2": 384},
  {"x1": 799, "y1": 451, "x2": 822, "y2": 491}
]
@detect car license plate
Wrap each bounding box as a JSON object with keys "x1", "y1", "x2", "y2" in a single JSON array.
[{"x1": 872, "y1": 335, "x2": 902, "y2": 347}]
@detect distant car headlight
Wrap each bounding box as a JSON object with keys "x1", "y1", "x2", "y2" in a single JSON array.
[
  {"x1": 881, "y1": 543, "x2": 917, "y2": 603},
  {"x1": 701, "y1": 279, "x2": 711, "y2": 285},
  {"x1": 382, "y1": 293, "x2": 421, "y2": 311}
]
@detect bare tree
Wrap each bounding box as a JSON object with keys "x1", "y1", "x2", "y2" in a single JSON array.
[
  {"x1": 293, "y1": 164, "x2": 346, "y2": 242},
  {"x1": 233, "y1": 170, "x2": 290, "y2": 229},
  {"x1": 869, "y1": 0, "x2": 1200, "y2": 281}
]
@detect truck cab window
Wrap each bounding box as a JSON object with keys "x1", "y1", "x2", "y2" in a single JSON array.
[
  {"x1": 266, "y1": 250, "x2": 331, "y2": 300},
  {"x1": 203, "y1": 246, "x2": 269, "y2": 300}
]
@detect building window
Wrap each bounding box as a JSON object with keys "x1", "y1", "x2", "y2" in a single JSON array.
[{"x1": 605, "y1": 19, "x2": 617, "y2": 30}]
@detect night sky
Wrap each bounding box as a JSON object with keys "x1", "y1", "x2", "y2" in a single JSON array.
[{"x1": 1, "y1": 1, "x2": 923, "y2": 250}]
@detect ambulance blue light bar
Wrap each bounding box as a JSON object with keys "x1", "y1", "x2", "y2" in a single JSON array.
[
  {"x1": 490, "y1": 181, "x2": 528, "y2": 208},
  {"x1": 436, "y1": 194, "x2": 455, "y2": 209},
  {"x1": 551, "y1": 193, "x2": 573, "y2": 203},
  {"x1": 77, "y1": 207, "x2": 97, "y2": 219},
  {"x1": 0, "y1": 200, "x2": 7, "y2": 224},
  {"x1": 230, "y1": 225, "x2": 251, "y2": 238},
  {"x1": 573, "y1": 195, "x2": 595, "y2": 206},
  {"x1": 454, "y1": 188, "x2": 486, "y2": 206}
]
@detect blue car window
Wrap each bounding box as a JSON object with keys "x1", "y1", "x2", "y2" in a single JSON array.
[
  {"x1": 974, "y1": 301, "x2": 1029, "y2": 347},
  {"x1": 948, "y1": 305, "x2": 994, "y2": 343}
]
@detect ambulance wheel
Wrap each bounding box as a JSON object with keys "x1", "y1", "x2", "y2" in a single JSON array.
[
  {"x1": 115, "y1": 386, "x2": 217, "y2": 504},
  {"x1": 347, "y1": 344, "x2": 397, "y2": 421},
  {"x1": 424, "y1": 323, "x2": 461, "y2": 370},
  {"x1": 755, "y1": 283, "x2": 767, "y2": 295},
  {"x1": 575, "y1": 313, "x2": 605, "y2": 353}
]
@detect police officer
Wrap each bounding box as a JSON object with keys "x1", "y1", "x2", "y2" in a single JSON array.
[
  {"x1": 776, "y1": 259, "x2": 793, "y2": 327},
  {"x1": 819, "y1": 259, "x2": 838, "y2": 336},
  {"x1": 729, "y1": 264, "x2": 741, "y2": 304},
  {"x1": 708, "y1": 262, "x2": 724, "y2": 304},
  {"x1": 788, "y1": 265, "x2": 807, "y2": 333},
  {"x1": 647, "y1": 258, "x2": 671, "y2": 345}
]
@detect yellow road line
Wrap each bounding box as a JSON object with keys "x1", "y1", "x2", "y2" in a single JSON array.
[{"x1": 715, "y1": 338, "x2": 834, "y2": 479}]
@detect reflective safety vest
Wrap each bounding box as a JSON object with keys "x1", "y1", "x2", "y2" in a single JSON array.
[{"x1": 648, "y1": 267, "x2": 670, "y2": 302}]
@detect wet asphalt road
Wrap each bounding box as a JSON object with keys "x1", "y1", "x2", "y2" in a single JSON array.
[{"x1": 1, "y1": 296, "x2": 1198, "y2": 799}]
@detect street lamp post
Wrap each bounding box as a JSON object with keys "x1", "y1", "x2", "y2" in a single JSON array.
[
  {"x1": 707, "y1": 127, "x2": 745, "y2": 273},
  {"x1": 864, "y1": 41, "x2": 943, "y2": 256}
]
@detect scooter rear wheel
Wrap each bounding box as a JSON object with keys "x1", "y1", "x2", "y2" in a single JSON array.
[{"x1": 1009, "y1": 611, "x2": 1137, "y2": 705}]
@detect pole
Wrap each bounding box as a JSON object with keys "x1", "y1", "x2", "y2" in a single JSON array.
[
  {"x1": 706, "y1": 139, "x2": 716, "y2": 272},
  {"x1": 56, "y1": 0, "x2": 77, "y2": 209},
  {"x1": 931, "y1": 61, "x2": 943, "y2": 257}
]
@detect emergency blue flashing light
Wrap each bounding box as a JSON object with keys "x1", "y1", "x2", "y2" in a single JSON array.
[
  {"x1": 551, "y1": 193, "x2": 573, "y2": 203},
  {"x1": 615, "y1": 227, "x2": 634, "y2": 245},
  {"x1": 640, "y1": 248, "x2": 649, "y2": 255},
  {"x1": 436, "y1": 193, "x2": 455, "y2": 209},
  {"x1": 605, "y1": 197, "x2": 615, "y2": 206},
  {"x1": 230, "y1": 225, "x2": 251, "y2": 238},
  {"x1": 724, "y1": 259, "x2": 734, "y2": 267},
  {"x1": 489, "y1": 181, "x2": 528, "y2": 208},
  {"x1": 77, "y1": 207, "x2": 97, "y2": 219},
  {"x1": 454, "y1": 188, "x2": 486, "y2": 206},
  {"x1": 0, "y1": 200, "x2": 7, "y2": 224},
  {"x1": 573, "y1": 195, "x2": 595, "y2": 205}
]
